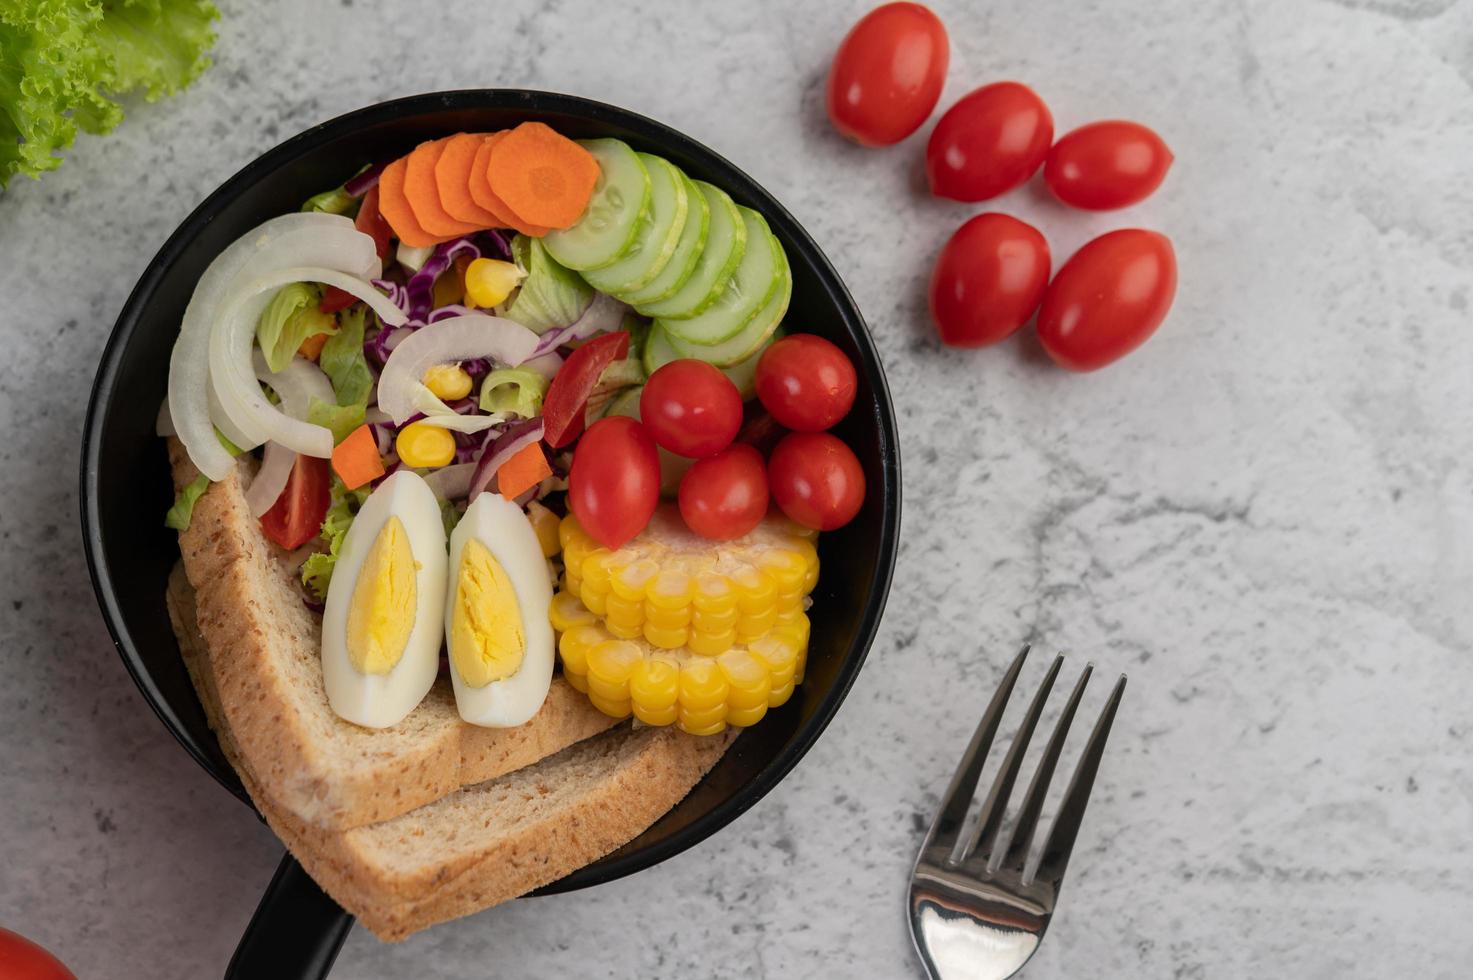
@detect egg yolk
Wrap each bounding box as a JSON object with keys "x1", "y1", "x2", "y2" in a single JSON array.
[
  {"x1": 345, "y1": 516, "x2": 417, "y2": 674},
  {"x1": 450, "y1": 538, "x2": 525, "y2": 688}
]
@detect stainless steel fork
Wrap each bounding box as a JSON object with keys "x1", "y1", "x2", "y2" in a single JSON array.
[{"x1": 908, "y1": 646, "x2": 1126, "y2": 980}]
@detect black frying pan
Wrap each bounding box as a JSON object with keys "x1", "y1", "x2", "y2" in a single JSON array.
[{"x1": 81, "y1": 91, "x2": 900, "y2": 979}]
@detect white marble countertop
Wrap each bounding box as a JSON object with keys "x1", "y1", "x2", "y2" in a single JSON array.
[{"x1": 3, "y1": 0, "x2": 1471, "y2": 976}]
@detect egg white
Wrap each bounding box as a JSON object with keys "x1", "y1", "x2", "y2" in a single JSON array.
[
  {"x1": 444, "y1": 492, "x2": 554, "y2": 727},
  {"x1": 321, "y1": 471, "x2": 447, "y2": 728}
]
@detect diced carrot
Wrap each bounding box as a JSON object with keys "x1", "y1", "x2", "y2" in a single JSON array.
[
  {"x1": 378, "y1": 158, "x2": 454, "y2": 248},
  {"x1": 486, "y1": 122, "x2": 600, "y2": 229},
  {"x1": 403, "y1": 139, "x2": 483, "y2": 237},
  {"x1": 497, "y1": 441, "x2": 552, "y2": 500},
  {"x1": 331, "y1": 424, "x2": 386, "y2": 490},
  {"x1": 468, "y1": 132, "x2": 552, "y2": 238},
  {"x1": 298, "y1": 331, "x2": 330, "y2": 361},
  {"x1": 435, "y1": 133, "x2": 503, "y2": 227}
]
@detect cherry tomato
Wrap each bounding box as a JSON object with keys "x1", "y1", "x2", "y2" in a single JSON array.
[
  {"x1": 354, "y1": 185, "x2": 393, "y2": 260},
  {"x1": 678, "y1": 444, "x2": 769, "y2": 541},
  {"x1": 1044, "y1": 120, "x2": 1173, "y2": 211},
  {"x1": 568, "y1": 416, "x2": 661, "y2": 549},
  {"x1": 0, "y1": 929, "x2": 75, "y2": 980},
  {"x1": 826, "y1": 3, "x2": 949, "y2": 147},
  {"x1": 768, "y1": 432, "x2": 866, "y2": 532},
  {"x1": 318, "y1": 285, "x2": 359, "y2": 314},
  {"x1": 755, "y1": 334, "x2": 858, "y2": 432},
  {"x1": 1036, "y1": 229, "x2": 1177, "y2": 371},
  {"x1": 926, "y1": 82, "x2": 1053, "y2": 202},
  {"x1": 260, "y1": 455, "x2": 331, "y2": 550},
  {"x1": 542, "y1": 331, "x2": 631, "y2": 448},
  {"x1": 929, "y1": 213, "x2": 1051, "y2": 348},
  {"x1": 640, "y1": 359, "x2": 743, "y2": 458}
]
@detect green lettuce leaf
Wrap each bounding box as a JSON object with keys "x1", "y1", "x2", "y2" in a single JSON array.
[
  {"x1": 94, "y1": 0, "x2": 218, "y2": 101},
  {"x1": 320, "y1": 306, "x2": 373, "y2": 407},
  {"x1": 480, "y1": 367, "x2": 548, "y2": 418},
  {"x1": 306, "y1": 397, "x2": 364, "y2": 445},
  {"x1": 499, "y1": 235, "x2": 592, "y2": 334},
  {"x1": 301, "y1": 477, "x2": 370, "y2": 600},
  {"x1": 164, "y1": 472, "x2": 209, "y2": 530},
  {"x1": 256, "y1": 283, "x2": 336, "y2": 372}
]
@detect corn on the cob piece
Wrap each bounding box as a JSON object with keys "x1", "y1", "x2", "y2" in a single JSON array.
[
  {"x1": 554, "y1": 606, "x2": 811, "y2": 736},
  {"x1": 559, "y1": 505, "x2": 818, "y2": 656}
]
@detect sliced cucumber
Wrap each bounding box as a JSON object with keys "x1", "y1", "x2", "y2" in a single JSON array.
[
  {"x1": 644, "y1": 321, "x2": 780, "y2": 400},
  {"x1": 543, "y1": 140, "x2": 649, "y2": 271},
  {"x1": 659, "y1": 209, "x2": 780, "y2": 346},
  {"x1": 618, "y1": 172, "x2": 708, "y2": 307},
  {"x1": 603, "y1": 383, "x2": 692, "y2": 496},
  {"x1": 668, "y1": 238, "x2": 790, "y2": 367},
  {"x1": 635, "y1": 181, "x2": 745, "y2": 319},
  {"x1": 582, "y1": 155, "x2": 688, "y2": 294}
]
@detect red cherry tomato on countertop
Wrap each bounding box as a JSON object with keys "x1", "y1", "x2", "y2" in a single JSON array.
[
  {"x1": 568, "y1": 416, "x2": 661, "y2": 549},
  {"x1": 260, "y1": 455, "x2": 331, "y2": 550},
  {"x1": 926, "y1": 82, "x2": 1053, "y2": 202},
  {"x1": 755, "y1": 334, "x2": 858, "y2": 432},
  {"x1": 929, "y1": 213, "x2": 1051, "y2": 348},
  {"x1": 1044, "y1": 120, "x2": 1174, "y2": 210},
  {"x1": 678, "y1": 444, "x2": 769, "y2": 541},
  {"x1": 768, "y1": 432, "x2": 866, "y2": 532},
  {"x1": 640, "y1": 359, "x2": 743, "y2": 459},
  {"x1": 1036, "y1": 229, "x2": 1177, "y2": 371},
  {"x1": 826, "y1": 2, "x2": 949, "y2": 147},
  {"x1": 543, "y1": 331, "x2": 630, "y2": 448},
  {"x1": 0, "y1": 927, "x2": 77, "y2": 980}
]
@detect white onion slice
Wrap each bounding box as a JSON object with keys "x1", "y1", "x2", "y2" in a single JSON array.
[
  {"x1": 377, "y1": 314, "x2": 540, "y2": 424},
  {"x1": 522, "y1": 349, "x2": 563, "y2": 380},
  {"x1": 423, "y1": 462, "x2": 477, "y2": 500},
  {"x1": 244, "y1": 441, "x2": 297, "y2": 517},
  {"x1": 169, "y1": 213, "x2": 361, "y2": 479},
  {"x1": 208, "y1": 377, "x2": 262, "y2": 452},
  {"x1": 253, "y1": 350, "x2": 336, "y2": 417},
  {"x1": 211, "y1": 266, "x2": 405, "y2": 457}
]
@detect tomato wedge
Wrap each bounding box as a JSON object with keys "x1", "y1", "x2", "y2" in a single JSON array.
[
  {"x1": 542, "y1": 331, "x2": 630, "y2": 448},
  {"x1": 260, "y1": 455, "x2": 331, "y2": 550},
  {"x1": 355, "y1": 184, "x2": 393, "y2": 261}
]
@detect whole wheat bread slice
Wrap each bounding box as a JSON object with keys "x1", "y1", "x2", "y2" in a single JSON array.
[
  {"x1": 167, "y1": 565, "x2": 734, "y2": 940},
  {"x1": 167, "y1": 438, "x2": 619, "y2": 830}
]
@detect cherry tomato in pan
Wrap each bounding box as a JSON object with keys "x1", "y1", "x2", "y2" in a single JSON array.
[
  {"x1": 1044, "y1": 120, "x2": 1173, "y2": 210},
  {"x1": 678, "y1": 444, "x2": 770, "y2": 541},
  {"x1": 768, "y1": 432, "x2": 866, "y2": 532},
  {"x1": 568, "y1": 416, "x2": 661, "y2": 549},
  {"x1": 260, "y1": 455, "x2": 331, "y2": 550},
  {"x1": 640, "y1": 359, "x2": 743, "y2": 458},
  {"x1": 929, "y1": 213, "x2": 1051, "y2": 348},
  {"x1": 1036, "y1": 229, "x2": 1177, "y2": 371},
  {"x1": 926, "y1": 82, "x2": 1053, "y2": 202},
  {"x1": 0, "y1": 928, "x2": 76, "y2": 980},
  {"x1": 826, "y1": 3, "x2": 950, "y2": 147},
  {"x1": 542, "y1": 331, "x2": 631, "y2": 448},
  {"x1": 755, "y1": 334, "x2": 858, "y2": 432}
]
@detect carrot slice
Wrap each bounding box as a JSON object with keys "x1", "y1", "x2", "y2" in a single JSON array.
[
  {"x1": 378, "y1": 158, "x2": 452, "y2": 248},
  {"x1": 496, "y1": 441, "x2": 552, "y2": 500},
  {"x1": 331, "y1": 424, "x2": 386, "y2": 490},
  {"x1": 404, "y1": 139, "x2": 484, "y2": 237},
  {"x1": 486, "y1": 122, "x2": 600, "y2": 229},
  {"x1": 436, "y1": 133, "x2": 503, "y2": 226},
  {"x1": 468, "y1": 132, "x2": 552, "y2": 238}
]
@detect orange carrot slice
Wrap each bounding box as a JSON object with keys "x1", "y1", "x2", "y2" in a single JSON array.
[
  {"x1": 435, "y1": 133, "x2": 503, "y2": 227},
  {"x1": 497, "y1": 441, "x2": 552, "y2": 500},
  {"x1": 486, "y1": 122, "x2": 600, "y2": 229},
  {"x1": 378, "y1": 158, "x2": 452, "y2": 248},
  {"x1": 469, "y1": 133, "x2": 552, "y2": 238},
  {"x1": 404, "y1": 139, "x2": 483, "y2": 238},
  {"x1": 331, "y1": 424, "x2": 386, "y2": 490}
]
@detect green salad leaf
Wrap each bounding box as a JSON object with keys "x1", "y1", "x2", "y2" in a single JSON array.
[
  {"x1": 164, "y1": 472, "x2": 209, "y2": 530},
  {"x1": 256, "y1": 283, "x2": 336, "y2": 372},
  {"x1": 301, "y1": 184, "x2": 357, "y2": 215},
  {"x1": 301, "y1": 477, "x2": 370, "y2": 600},
  {"x1": 306, "y1": 398, "x2": 364, "y2": 445},
  {"x1": 320, "y1": 306, "x2": 373, "y2": 407},
  {"x1": 499, "y1": 235, "x2": 593, "y2": 333},
  {"x1": 1, "y1": 0, "x2": 219, "y2": 188}
]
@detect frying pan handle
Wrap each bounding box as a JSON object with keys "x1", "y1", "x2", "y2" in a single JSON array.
[{"x1": 226, "y1": 853, "x2": 353, "y2": 980}]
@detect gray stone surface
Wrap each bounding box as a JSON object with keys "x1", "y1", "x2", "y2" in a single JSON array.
[{"x1": 2, "y1": 0, "x2": 1471, "y2": 976}]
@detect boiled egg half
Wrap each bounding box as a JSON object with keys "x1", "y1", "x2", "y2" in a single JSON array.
[
  {"x1": 445, "y1": 491, "x2": 554, "y2": 727},
  {"x1": 322, "y1": 471, "x2": 447, "y2": 728}
]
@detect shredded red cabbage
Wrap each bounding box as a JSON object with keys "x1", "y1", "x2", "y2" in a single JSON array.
[{"x1": 344, "y1": 161, "x2": 388, "y2": 197}]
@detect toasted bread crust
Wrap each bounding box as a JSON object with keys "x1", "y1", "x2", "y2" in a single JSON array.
[
  {"x1": 168, "y1": 439, "x2": 618, "y2": 830},
  {"x1": 168, "y1": 566, "x2": 734, "y2": 941}
]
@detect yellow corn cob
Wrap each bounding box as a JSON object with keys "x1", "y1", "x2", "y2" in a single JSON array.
[
  {"x1": 554, "y1": 606, "x2": 811, "y2": 735},
  {"x1": 559, "y1": 504, "x2": 818, "y2": 657}
]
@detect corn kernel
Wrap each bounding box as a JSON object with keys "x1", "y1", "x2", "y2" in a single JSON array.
[
  {"x1": 581, "y1": 589, "x2": 607, "y2": 616},
  {"x1": 527, "y1": 502, "x2": 561, "y2": 557},
  {"x1": 586, "y1": 639, "x2": 641, "y2": 694},
  {"x1": 732, "y1": 566, "x2": 777, "y2": 615},
  {"x1": 693, "y1": 572, "x2": 738, "y2": 615},
  {"x1": 395, "y1": 421, "x2": 456, "y2": 468},
  {"x1": 588, "y1": 693, "x2": 632, "y2": 719},
  {"x1": 646, "y1": 570, "x2": 693, "y2": 609},
  {"x1": 726, "y1": 703, "x2": 769, "y2": 727},
  {"x1": 644, "y1": 622, "x2": 689, "y2": 649},
  {"x1": 604, "y1": 593, "x2": 645, "y2": 626},
  {"x1": 679, "y1": 718, "x2": 728, "y2": 736},
  {"x1": 558, "y1": 625, "x2": 606, "y2": 676},
  {"x1": 565, "y1": 671, "x2": 589, "y2": 693},
  {"x1": 767, "y1": 679, "x2": 795, "y2": 708},
  {"x1": 718, "y1": 650, "x2": 771, "y2": 710},
  {"x1": 549, "y1": 592, "x2": 596, "y2": 633},
  {"x1": 749, "y1": 635, "x2": 798, "y2": 676},
  {"x1": 634, "y1": 702, "x2": 680, "y2": 726},
  {"x1": 759, "y1": 550, "x2": 808, "y2": 594},
  {"x1": 692, "y1": 605, "x2": 738, "y2": 634},
  {"x1": 580, "y1": 552, "x2": 613, "y2": 594},
  {"x1": 687, "y1": 627, "x2": 737, "y2": 656},
  {"x1": 644, "y1": 603, "x2": 691, "y2": 631},
  {"x1": 422, "y1": 363, "x2": 473, "y2": 401},
  {"x1": 736, "y1": 608, "x2": 779, "y2": 641},
  {"x1": 558, "y1": 514, "x2": 581, "y2": 549},
  {"x1": 678, "y1": 659, "x2": 729, "y2": 711},
  {"x1": 605, "y1": 619, "x2": 644, "y2": 640},
  {"x1": 630, "y1": 659, "x2": 679, "y2": 710},
  {"x1": 463, "y1": 258, "x2": 524, "y2": 308},
  {"x1": 678, "y1": 701, "x2": 728, "y2": 731},
  {"x1": 610, "y1": 559, "x2": 659, "y2": 601}
]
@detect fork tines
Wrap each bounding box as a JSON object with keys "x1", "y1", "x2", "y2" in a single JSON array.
[{"x1": 925, "y1": 645, "x2": 1126, "y2": 886}]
